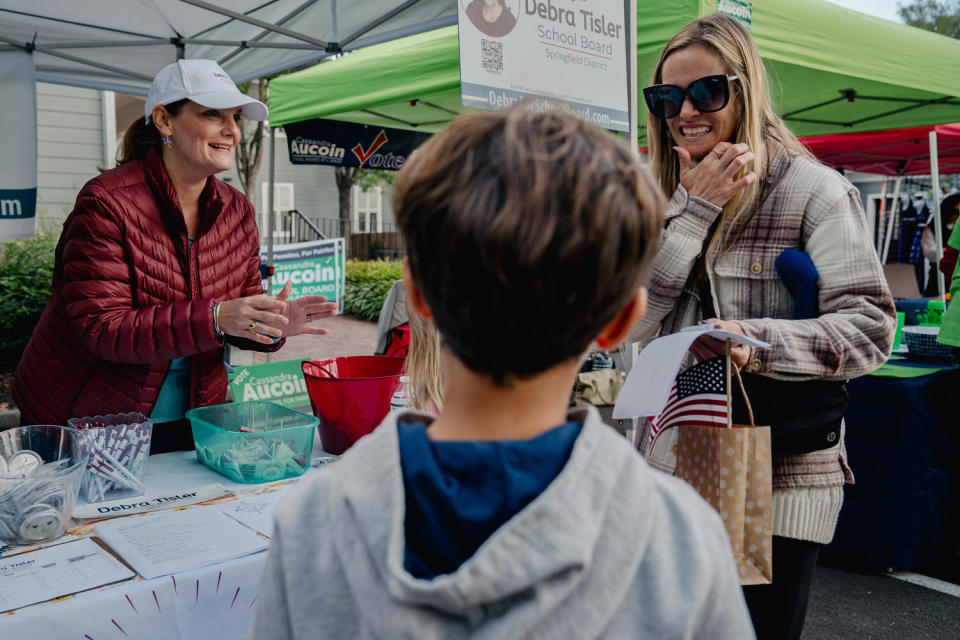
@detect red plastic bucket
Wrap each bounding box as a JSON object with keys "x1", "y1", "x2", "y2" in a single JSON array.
[{"x1": 301, "y1": 356, "x2": 406, "y2": 454}]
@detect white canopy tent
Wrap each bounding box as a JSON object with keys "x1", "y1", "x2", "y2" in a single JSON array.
[
  {"x1": 0, "y1": 0, "x2": 458, "y2": 240},
  {"x1": 0, "y1": 0, "x2": 458, "y2": 95}
]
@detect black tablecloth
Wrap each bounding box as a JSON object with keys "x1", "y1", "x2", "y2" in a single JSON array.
[{"x1": 822, "y1": 368, "x2": 960, "y2": 570}]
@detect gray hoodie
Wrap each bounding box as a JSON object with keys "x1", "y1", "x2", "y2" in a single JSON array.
[{"x1": 251, "y1": 406, "x2": 754, "y2": 639}]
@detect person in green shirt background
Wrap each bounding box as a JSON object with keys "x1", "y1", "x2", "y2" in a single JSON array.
[{"x1": 937, "y1": 213, "x2": 960, "y2": 359}]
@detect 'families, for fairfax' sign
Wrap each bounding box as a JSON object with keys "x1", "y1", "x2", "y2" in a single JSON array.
[
  {"x1": 262, "y1": 238, "x2": 345, "y2": 304},
  {"x1": 458, "y1": 0, "x2": 630, "y2": 132}
]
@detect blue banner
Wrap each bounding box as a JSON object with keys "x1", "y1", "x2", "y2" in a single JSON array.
[
  {"x1": 283, "y1": 119, "x2": 430, "y2": 170},
  {"x1": 0, "y1": 188, "x2": 37, "y2": 219}
]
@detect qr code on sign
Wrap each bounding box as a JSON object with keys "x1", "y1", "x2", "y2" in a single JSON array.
[{"x1": 481, "y1": 39, "x2": 503, "y2": 72}]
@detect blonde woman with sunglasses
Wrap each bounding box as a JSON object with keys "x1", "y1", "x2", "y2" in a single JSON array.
[{"x1": 632, "y1": 15, "x2": 895, "y2": 640}]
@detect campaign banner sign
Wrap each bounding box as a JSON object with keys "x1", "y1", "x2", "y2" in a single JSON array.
[
  {"x1": 261, "y1": 238, "x2": 345, "y2": 304},
  {"x1": 0, "y1": 50, "x2": 38, "y2": 239},
  {"x1": 458, "y1": 0, "x2": 630, "y2": 132},
  {"x1": 229, "y1": 361, "x2": 311, "y2": 412},
  {"x1": 718, "y1": 0, "x2": 752, "y2": 29},
  {"x1": 283, "y1": 118, "x2": 431, "y2": 170}
]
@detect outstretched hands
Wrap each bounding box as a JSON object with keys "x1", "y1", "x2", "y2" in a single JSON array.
[
  {"x1": 675, "y1": 142, "x2": 756, "y2": 209},
  {"x1": 216, "y1": 282, "x2": 338, "y2": 343},
  {"x1": 216, "y1": 293, "x2": 289, "y2": 345},
  {"x1": 276, "y1": 281, "x2": 339, "y2": 337}
]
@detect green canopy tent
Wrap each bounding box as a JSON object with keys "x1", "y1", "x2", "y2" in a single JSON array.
[{"x1": 269, "y1": 0, "x2": 960, "y2": 141}]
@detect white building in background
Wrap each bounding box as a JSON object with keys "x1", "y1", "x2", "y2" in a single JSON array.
[
  {"x1": 34, "y1": 84, "x2": 111, "y2": 230},
  {"x1": 846, "y1": 171, "x2": 888, "y2": 245},
  {"x1": 34, "y1": 85, "x2": 395, "y2": 242}
]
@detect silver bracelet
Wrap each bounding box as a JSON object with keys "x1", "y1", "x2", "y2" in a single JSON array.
[{"x1": 212, "y1": 302, "x2": 224, "y2": 338}]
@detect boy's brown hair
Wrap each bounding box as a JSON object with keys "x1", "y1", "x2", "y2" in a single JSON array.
[{"x1": 393, "y1": 109, "x2": 664, "y2": 382}]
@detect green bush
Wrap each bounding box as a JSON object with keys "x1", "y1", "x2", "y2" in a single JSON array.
[
  {"x1": 343, "y1": 259, "x2": 402, "y2": 322},
  {"x1": 0, "y1": 233, "x2": 57, "y2": 351}
]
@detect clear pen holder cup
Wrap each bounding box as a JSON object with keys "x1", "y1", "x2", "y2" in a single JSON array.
[
  {"x1": 67, "y1": 413, "x2": 153, "y2": 503},
  {"x1": 0, "y1": 425, "x2": 89, "y2": 545}
]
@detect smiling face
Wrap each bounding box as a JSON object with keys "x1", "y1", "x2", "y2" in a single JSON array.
[
  {"x1": 660, "y1": 43, "x2": 739, "y2": 162},
  {"x1": 154, "y1": 101, "x2": 242, "y2": 182}
]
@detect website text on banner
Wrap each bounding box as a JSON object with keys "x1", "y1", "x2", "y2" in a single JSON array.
[
  {"x1": 458, "y1": 0, "x2": 630, "y2": 131},
  {"x1": 262, "y1": 238, "x2": 345, "y2": 303}
]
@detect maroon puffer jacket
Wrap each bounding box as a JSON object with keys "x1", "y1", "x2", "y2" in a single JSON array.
[{"x1": 13, "y1": 148, "x2": 281, "y2": 425}]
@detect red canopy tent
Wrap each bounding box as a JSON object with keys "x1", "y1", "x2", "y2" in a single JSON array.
[
  {"x1": 800, "y1": 124, "x2": 960, "y2": 297},
  {"x1": 801, "y1": 123, "x2": 960, "y2": 176}
]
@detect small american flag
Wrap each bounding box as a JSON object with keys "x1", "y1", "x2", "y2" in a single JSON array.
[{"x1": 649, "y1": 356, "x2": 729, "y2": 448}]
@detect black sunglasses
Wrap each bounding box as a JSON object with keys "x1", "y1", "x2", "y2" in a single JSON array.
[{"x1": 643, "y1": 74, "x2": 739, "y2": 120}]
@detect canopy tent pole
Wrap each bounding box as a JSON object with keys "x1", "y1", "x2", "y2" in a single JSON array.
[
  {"x1": 177, "y1": 0, "x2": 330, "y2": 48},
  {"x1": 339, "y1": 0, "x2": 422, "y2": 49},
  {"x1": 881, "y1": 177, "x2": 902, "y2": 265},
  {"x1": 218, "y1": 0, "x2": 320, "y2": 65},
  {"x1": 268, "y1": 126, "x2": 276, "y2": 285},
  {"x1": 621, "y1": 0, "x2": 639, "y2": 445},
  {"x1": 627, "y1": 0, "x2": 638, "y2": 160},
  {"x1": 929, "y1": 130, "x2": 946, "y2": 301},
  {"x1": 876, "y1": 178, "x2": 887, "y2": 253},
  {"x1": 0, "y1": 34, "x2": 153, "y2": 81},
  {"x1": 0, "y1": 37, "x2": 329, "y2": 52}
]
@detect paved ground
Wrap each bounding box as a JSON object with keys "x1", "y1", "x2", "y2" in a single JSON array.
[{"x1": 803, "y1": 565, "x2": 960, "y2": 639}]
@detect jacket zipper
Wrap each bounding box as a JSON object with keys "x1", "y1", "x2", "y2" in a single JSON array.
[{"x1": 186, "y1": 235, "x2": 202, "y2": 409}]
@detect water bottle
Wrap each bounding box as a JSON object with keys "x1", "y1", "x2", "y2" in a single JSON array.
[{"x1": 390, "y1": 375, "x2": 412, "y2": 410}]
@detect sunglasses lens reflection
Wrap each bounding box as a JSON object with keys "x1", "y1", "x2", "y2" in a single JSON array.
[
  {"x1": 688, "y1": 76, "x2": 728, "y2": 112},
  {"x1": 644, "y1": 86, "x2": 684, "y2": 120},
  {"x1": 644, "y1": 75, "x2": 731, "y2": 119}
]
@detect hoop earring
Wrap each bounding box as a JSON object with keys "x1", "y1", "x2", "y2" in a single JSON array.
[{"x1": 161, "y1": 136, "x2": 173, "y2": 149}]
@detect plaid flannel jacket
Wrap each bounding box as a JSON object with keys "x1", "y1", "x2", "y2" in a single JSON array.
[{"x1": 633, "y1": 150, "x2": 896, "y2": 492}]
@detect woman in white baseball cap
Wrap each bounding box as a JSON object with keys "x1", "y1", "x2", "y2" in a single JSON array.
[{"x1": 14, "y1": 59, "x2": 337, "y2": 453}]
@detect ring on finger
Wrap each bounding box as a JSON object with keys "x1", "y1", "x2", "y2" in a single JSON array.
[
  {"x1": 306, "y1": 314, "x2": 312, "y2": 323},
  {"x1": 248, "y1": 321, "x2": 257, "y2": 330},
  {"x1": 713, "y1": 147, "x2": 724, "y2": 160}
]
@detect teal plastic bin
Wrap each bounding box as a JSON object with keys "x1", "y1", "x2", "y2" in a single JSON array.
[{"x1": 185, "y1": 402, "x2": 318, "y2": 484}]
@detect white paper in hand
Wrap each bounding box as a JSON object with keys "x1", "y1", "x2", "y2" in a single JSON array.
[{"x1": 612, "y1": 325, "x2": 770, "y2": 419}]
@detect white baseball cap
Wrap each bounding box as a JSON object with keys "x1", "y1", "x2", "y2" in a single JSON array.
[{"x1": 145, "y1": 59, "x2": 267, "y2": 124}]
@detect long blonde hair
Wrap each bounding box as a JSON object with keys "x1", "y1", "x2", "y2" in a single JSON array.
[
  {"x1": 647, "y1": 15, "x2": 812, "y2": 258},
  {"x1": 404, "y1": 311, "x2": 444, "y2": 413}
]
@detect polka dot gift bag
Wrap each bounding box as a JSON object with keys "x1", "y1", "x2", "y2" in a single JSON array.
[{"x1": 673, "y1": 346, "x2": 773, "y2": 586}]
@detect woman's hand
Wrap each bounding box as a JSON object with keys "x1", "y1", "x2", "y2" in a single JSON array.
[
  {"x1": 276, "y1": 281, "x2": 339, "y2": 337},
  {"x1": 690, "y1": 318, "x2": 751, "y2": 370},
  {"x1": 217, "y1": 294, "x2": 289, "y2": 345},
  {"x1": 675, "y1": 142, "x2": 757, "y2": 209}
]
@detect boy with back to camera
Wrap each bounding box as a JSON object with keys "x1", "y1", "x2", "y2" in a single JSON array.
[{"x1": 251, "y1": 109, "x2": 754, "y2": 639}]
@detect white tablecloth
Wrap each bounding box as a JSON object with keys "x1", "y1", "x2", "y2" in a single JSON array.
[
  {"x1": 0, "y1": 432, "x2": 330, "y2": 639},
  {"x1": 4, "y1": 552, "x2": 267, "y2": 640}
]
